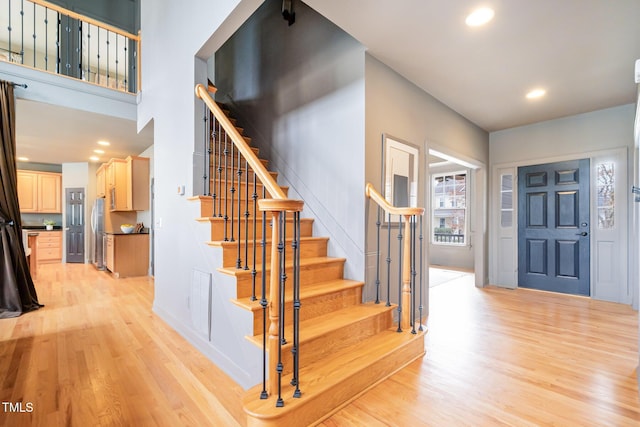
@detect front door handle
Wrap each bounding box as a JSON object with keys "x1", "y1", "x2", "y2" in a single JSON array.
[{"x1": 576, "y1": 232, "x2": 588, "y2": 237}]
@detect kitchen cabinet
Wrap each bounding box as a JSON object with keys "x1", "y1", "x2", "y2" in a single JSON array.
[
  {"x1": 105, "y1": 156, "x2": 149, "y2": 212},
  {"x1": 105, "y1": 233, "x2": 149, "y2": 278},
  {"x1": 37, "y1": 231, "x2": 62, "y2": 263},
  {"x1": 17, "y1": 170, "x2": 62, "y2": 213}
]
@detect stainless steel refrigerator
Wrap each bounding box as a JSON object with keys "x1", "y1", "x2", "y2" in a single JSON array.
[{"x1": 91, "y1": 197, "x2": 105, "y2": 270}]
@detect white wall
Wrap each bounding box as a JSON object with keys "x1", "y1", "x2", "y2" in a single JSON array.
[
  {"x1": 139, "y1": 0, "x2": 265, "y2": 387},
  {"x1": 364, "y1": 55, "x2": 489, "y2": 304}
]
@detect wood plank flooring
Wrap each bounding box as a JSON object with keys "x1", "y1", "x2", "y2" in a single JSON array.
[
  {"x1": 1, "y1": 264, "x2": 639, "y2": 426},
  {"x1": 322, "y1": 273, "x2": 640, "y2": 426}
]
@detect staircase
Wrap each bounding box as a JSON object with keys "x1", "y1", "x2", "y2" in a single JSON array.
[{"x1": 192, "y1": 85, "x2": 426, "y2": 426}]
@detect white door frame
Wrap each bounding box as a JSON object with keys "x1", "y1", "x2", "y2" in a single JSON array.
[{"x1": 490, "y1": 146, "x2": 630, "y2": 303}]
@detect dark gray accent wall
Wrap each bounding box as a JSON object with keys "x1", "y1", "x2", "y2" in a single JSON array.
[
  {"x1": 214, "y1": 0, "x2": 367, "y2": 281},
  {"x1": 46, "y1": 0, "x2": 140, "y2": 34}
]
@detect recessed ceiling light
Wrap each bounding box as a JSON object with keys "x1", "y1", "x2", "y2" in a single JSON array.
[
  {"x1": 94, "y1": 149, "x2": 105, "y2": 154},
  {"x1": 97, "y1": 140, "x2": 110, "y2": 146},
  {"x1": 526, "y1": 88, "x2": 546, "y2": 99},
  {"x1": 89, "y1": 156, "x2": 101, "y2": 161},
  {"x1": 17, "y1": 156, "x2": 29, "y2": 161},
  {"x1": 466, "y1": 7, "x2": 494, "y2": 27}
]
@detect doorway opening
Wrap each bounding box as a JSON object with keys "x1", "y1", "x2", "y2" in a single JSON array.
[{"x1": 427, "y1": 146, "x2": 486, "y2": 288}]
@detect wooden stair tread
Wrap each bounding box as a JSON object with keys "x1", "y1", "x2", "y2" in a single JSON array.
[
  {"x1": 246, "y1": 302, "x2": 394, "y2": 348},
  {"x1": 243, "y1": 327, "x2": 426, "y2": 422},
  {"x1": 218, "y1": 256, "x2": 345, "y2": 277},
  {"x1": 232, "y1": 279, "x2": 364, "y2": 312},
  {"x1": 195, "y1": 216, "x2": 313, "y2": 224}
]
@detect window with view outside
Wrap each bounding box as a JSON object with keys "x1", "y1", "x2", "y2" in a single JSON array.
[
  {"x1": 596, "y1": 162, "x2": 615, "y2": 229},
  {"x1": 432, "y1": 172, "x2": 467, "y2": 245}
]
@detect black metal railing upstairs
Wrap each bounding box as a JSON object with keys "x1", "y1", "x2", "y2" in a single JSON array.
[
  {"x1": 0, "y1": 0, "x2": 140, "y2": 93},
  {"x1": 195, "y1": 83, "x2": 304, "y2": 408},
  {"x1": 365, "y1": 183, "x2": 426, "y2": 333}
]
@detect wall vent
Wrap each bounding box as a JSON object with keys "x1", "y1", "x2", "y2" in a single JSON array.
[{"x1": 190, "y1": 269, "x2": 212, "y2": 340}]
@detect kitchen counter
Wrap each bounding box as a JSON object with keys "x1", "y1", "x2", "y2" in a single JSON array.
[
  {"x1": 105, "y1": 231, "x2": 150, "y2": 235},
  {"x1": 22, "y1": 225, "x2": 63, "y2": 230}
]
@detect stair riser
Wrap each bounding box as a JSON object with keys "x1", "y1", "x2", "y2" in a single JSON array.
[
  {"x1": 277, "y1": 310, "x2": 393, "y2": 377},
  {"x1": 251, "y1": 286, "x2": 363, "y2": 335},
  {"x1": 209, "y1": 219, "x2": 313, "y2": 242},
  {"x1": 233, "y1": 260, "x2": 345, "y2": 299},
  {"x1": 220, "y1": 239, "x2": 328, "y2": 268}
]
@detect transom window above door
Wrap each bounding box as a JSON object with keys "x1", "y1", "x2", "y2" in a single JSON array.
[{"x1": 432, "y1": 172, "x2": 467, "y2": 245}]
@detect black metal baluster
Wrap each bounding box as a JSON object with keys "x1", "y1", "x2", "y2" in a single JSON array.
[
  {"x1": 411, "y1": 215, "x2": 417, "y2": 334},
  {"x1": 250, "y1": 170, "x2": 258, "y2": 301},
  {"x1": 291, "y1": 211, "x2": 302, "y2": 398},
  {"x1": 229, "y1": 142, "x2": 236, "y2": 242},
  {"x1": 236, "y1": 149, "x2": 242, "y2": 267},
  {"x1": 396, "y1": 215, "x2": 403, "y2": 333},
  {"x1": 223, "y1": 130, "x2": 229, "y2": 241},
  {"x1": 85, "y1": 22, "x2": 89, "y2": 79},
  {"x1": 123, "y1": 40, "x2": 128, "y2": 91},
  {"x1": 259, "y1": 189, "x2": 268, "y2": 399},
  {"x1": 65, "y1": 13, "x2": 70, "y2": 74},
  {"x1": 279, "y1": 211, "x2": 287, "y2": 347},
  {"x1": 244, "y1": 157, "x2": 250, "y2": 271},
  {"x1": 31, "y1": 2, "x2": 35, "y2": 67},
  {"x1": 419, "y1": 216, "x2": 424, "y2": 332},
  {"x1": 203, "y1": 104, "x2": 209, "y2": 196},
  {"x1": 276, "y1": 210, "x2": 286, "y2": 408},
  {"x1": 115, "y1": 36, "x2": 119, "y2": 89},
  {"x1": 44, "y1": 8, "x2": 48, "y2": 71},
  {"x1": 96, "y1": 27, "x2": 100, "y2": 82},
  {"x1": 106, "y1": 31, "x2": 110, "y2": 86},
  {"x1": 375, "y1": 205, "x2": 381, "y2": 304},
  {"x1": 8, "y1": 0, "x2": 12, "y2": 61},
  {"x1": 77, "y1": 19, "x2": 82, "y2": 78},
  {"x1": 20, "y1": 0, "x2": 24, "y2": 64},
  {"x1": 216, "y1": 119, "x2": 223, "y2": 217},
  {"x1": 386, "y1": 212, "x2": 392, "y2": 307},
  {"x1": 56, "y1": 13, "x2": 60, "y2": 73}
]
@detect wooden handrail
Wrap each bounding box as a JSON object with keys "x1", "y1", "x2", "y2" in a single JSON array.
[
  {"x1": 365, "y1": 183, "x2": 425, "y2": 217},
  {"x1": 29, "y1": 0, "x2": 140, "y2": 40},
  {"x1": 195, "y1": 84, "x2": 287, "y2": 201}
]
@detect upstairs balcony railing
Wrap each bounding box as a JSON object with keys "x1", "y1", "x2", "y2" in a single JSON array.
[{"x1": 0, "y1": 0, "x2": 140, "y2": 93}]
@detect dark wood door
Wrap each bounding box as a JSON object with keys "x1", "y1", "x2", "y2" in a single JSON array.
[
  {"x1": 517, "y1": 159, "x2": 590, "y2": 295},
  {"x1": 65, "y1": 188, "x2": 85, "y2": 263}
]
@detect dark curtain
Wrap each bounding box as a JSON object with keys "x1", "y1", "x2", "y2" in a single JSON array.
[{"x1": 0, "y1": 80, "x2": 42, "y2": 318}]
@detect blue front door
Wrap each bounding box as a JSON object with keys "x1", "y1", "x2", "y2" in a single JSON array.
[{"x1": 517, "y1": 159, "x2": 590, "y2": 295}]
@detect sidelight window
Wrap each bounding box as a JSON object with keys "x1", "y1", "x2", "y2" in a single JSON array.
[{"x1": 596, "y1": 162, "x2": 615, "y2": 229}]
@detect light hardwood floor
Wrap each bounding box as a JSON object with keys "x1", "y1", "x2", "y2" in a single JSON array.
[{"x1": 1, "y1": 264, "x2": 639, "y2": 426}]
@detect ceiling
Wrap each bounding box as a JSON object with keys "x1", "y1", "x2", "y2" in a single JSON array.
[
  {"x1": 15, "y1": 98, "x2": 153, "y2": 165},
  {"x1": 14, "y1": 0, "x2": 640, "y2": 165},
  {"x1": 306, "y1": 0, "x2": 640, "y2": 131}
]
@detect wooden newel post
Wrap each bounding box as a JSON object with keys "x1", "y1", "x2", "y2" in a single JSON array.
[
  {"x1": 402, "y1": 215, "x2": 412, "y2": 330},
  {"x1": 266, "y1": 210, "x2": 281, "y2": 397}
]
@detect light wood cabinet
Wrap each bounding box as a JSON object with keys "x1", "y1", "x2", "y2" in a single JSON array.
[
  {"x1": 96, "y1": 164, "x2": 106, "y2": 198},
  {"x1": 17, "y1": 171, "x2": 38, "y2": 212},
  {"x1": 17, "y1": 170, "x2": 61, "y2": 213},
  {"x1": 37, "y1": 231, "x2": 62, "y2": 263},
  {"x1": 105, "y1": 233, "x2": 149, "y2": 278},
  {"x1": 105, "y1": 156, "x2": 149, "y2": 212}
]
